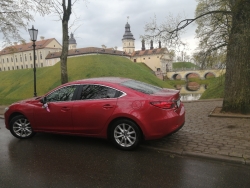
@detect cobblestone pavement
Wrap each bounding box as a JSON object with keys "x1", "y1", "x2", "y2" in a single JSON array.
[
  {"x1": 1, "y1": 100, "x2": 250, "y2": 165},
  {"x1": 142, "y1": 100, "x2": 250, "y2": 165}
]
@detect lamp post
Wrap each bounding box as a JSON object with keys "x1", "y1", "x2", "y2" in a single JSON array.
[{"x1": 28, "y1": 25, "x2": 38, "y2": 97}]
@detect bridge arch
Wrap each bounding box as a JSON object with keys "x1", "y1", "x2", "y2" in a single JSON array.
[
  {"x1": 204, "y1": 72, "x2": 216, "y2": 79},
  {"x1": 185, "y1": 72, "x2": 200, "y2": 80},
  {"x1": 172, "y1": 73, "x2": 182, "y2": 80}
]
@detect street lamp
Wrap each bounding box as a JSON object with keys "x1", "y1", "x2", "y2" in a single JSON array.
[{"x1": 28, "y1": 25, "x2": 38, "y2": 97}]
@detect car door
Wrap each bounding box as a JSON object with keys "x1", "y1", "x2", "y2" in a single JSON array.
[
  {"x1": 33, "y1": 85, "x2": 79, "y2": 132},
  {"x1": 72, "y1": 84, "x2": 120, "y2": 134}
]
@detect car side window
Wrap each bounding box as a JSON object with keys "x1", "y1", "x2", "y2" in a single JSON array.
[
  {"x1": 80, "y1": 85, "x2": 118, "y2": 100},
  {"x1": 46, "y1": 85, "x2": 77, "y2": 102}
]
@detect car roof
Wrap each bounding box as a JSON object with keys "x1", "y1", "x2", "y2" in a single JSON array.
[{"x1": 68, "y1": 77, "x2": 131, "y2": 85}]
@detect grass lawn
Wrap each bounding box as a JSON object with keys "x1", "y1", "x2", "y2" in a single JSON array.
[{"x1": 0, "y1": 55, "x2": 173, "y2": 105}]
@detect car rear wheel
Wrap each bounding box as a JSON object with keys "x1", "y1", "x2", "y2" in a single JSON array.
[
  {"x1": 110, "y1": 119, "x2": 141, "y2": 150},
  {"x1": 10, "y1": 115, "x2": 36, "y2": 139}
]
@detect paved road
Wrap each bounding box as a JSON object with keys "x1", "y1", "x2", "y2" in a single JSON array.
[
  {"x1": 1, "y1": 119, "x2": 250, "y2": 188},
  {"x1": 1, "y1": 100, "x2": 250, "y2": 165}
]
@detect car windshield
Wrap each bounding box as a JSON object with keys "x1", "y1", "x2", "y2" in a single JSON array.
[{"x1": 120, "y1": 80, "x2": 162, "y2": 94}]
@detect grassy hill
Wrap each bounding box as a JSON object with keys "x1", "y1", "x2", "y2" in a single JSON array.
[
  {"x1": 173, "y1": 62, "x2": 199, "y2": 69},
  {"x1": 0, "y1": 55, "x2": 172, "y2": 105},
  {"x1": 200, "y1": 76, "x2": 224, "y2": 99}
]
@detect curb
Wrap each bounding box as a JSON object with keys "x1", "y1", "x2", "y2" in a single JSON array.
[
  {"x1": 209, "y1": 106, "x2": 250, "y2": 119},
  {"x1": 141, "y1": 145, "x2": 250, "y2": 166}
]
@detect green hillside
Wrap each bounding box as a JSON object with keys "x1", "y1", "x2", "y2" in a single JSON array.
[
  {"x1": 173, "y1": 62, "x2": 199, "y2": 69},
  {"x1": 0, "y1": 55, "x2": 172, "y2": 105}
]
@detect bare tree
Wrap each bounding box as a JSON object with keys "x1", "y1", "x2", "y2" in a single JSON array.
[
  {"x1": 144, "y1": 0, "x2": 250, "y2": 114},
  {"x1": 0, "y1": 0, "x2": 51, "y2": 45},
  {"x1": 50, "y1": 0, "x2": 86, "y2": 84}
]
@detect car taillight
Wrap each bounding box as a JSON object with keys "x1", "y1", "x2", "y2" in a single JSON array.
[{"x1": 150, "y1": 101, "x2": 176, "y2": 109}]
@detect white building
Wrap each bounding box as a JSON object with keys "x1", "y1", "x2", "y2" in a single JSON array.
[{"x1": 0, "y1": 37, "x2": 61, "y2": 71}]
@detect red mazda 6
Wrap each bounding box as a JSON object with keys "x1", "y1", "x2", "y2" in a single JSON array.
[{"x1": 4, "y1": 77, "x2": 185, "y2": 150}]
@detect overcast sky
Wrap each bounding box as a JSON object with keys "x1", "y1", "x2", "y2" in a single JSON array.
[{"x1": 2, "y1": 0, "x2": 199, "y2": 55}]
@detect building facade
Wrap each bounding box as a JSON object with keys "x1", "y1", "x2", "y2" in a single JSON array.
[
  {"x1": 0, "y1": 37, "x2": 62, "y2": 71},
  {"x1": 124, "y1": 22, "x2": 173, "y2": 75},
  {"x1": 122, "y1": 22, "x2": 135, "y2": 54}
]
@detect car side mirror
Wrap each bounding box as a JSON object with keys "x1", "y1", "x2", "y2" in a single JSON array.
[
  {"x1": 40, "y1": 97, "x2": 50, "y2": 112},
  {"x1": 40, "y1": 97, "x2": 47, "y2": 104}
]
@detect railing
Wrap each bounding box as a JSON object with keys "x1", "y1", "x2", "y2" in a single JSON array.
[{"x1": 172, "y1": 67, "x2": 220, "y2": 71}]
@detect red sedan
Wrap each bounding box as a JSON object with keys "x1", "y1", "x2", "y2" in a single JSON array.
[{"x1": 4, "y1": 77, "x2": 185, "y2": 150}]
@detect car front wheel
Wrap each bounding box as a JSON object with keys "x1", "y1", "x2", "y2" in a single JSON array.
[
  {"x1": 10, "y1": 115, "x2": 36, "y2": 139},
  {"x1": 110, "y1": 119, "x2": 141, "y2": 150}
]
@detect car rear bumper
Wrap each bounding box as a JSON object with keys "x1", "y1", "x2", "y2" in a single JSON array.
[{"x1": 143, "y1": 104, "x2": 185, "y2": 140}]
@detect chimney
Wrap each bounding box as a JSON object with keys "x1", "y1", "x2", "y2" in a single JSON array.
[
  {"x1": 150, "y1": 40, "x2": 154, "y2": 50},
  {"x1": 40, "y1": 36, "x2": 45, "y2": 40},
  {"x1": 141, "y1": 39, "x2": 145, "y2": 51},
  {"x1": 159, "y1": 41, "x2": 161, "y2": 48}
]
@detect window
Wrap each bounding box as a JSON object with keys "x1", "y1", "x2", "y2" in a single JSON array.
[
  {"x1": 21, "y1": 65, "x2": 23, "y2": 69},
  {"x1": 46, "y1": 85, "x2": 78, "y2": 102},
  {"x1": 20, "y1": 56, "x2": 22, "y2": 62},
  {"x1": 25, "y1": 54, "x2": 27, "y2": 61},
  {"x1": 121, "y1": 80, "x2": 162, "y2": 94},
  {"x1": 157, "y1": 68, "x2": 161, "y2": 71},
  {"x1": 3, "y1": 59, "x2": 4, "y2": 63},
  {"x1": 30, "y1": 54, "x2": 32, "y2": 61},
  {"x1": 26, "y1": 65, "x2": 28, "y2": 69},
  {"x1": 80, "y1": 85, "x2": 120, "y2": 100},
  {"x1": 148, "y1": 57, "x2": 150, "y2": 59},
  {"x1": 40, "y1": 52, "x2": 42, "y2": 59},
  {"x1": 16, "y1": 58, "x2": 18, "y2": 62},
  {"x1": 11, "y1": 57, "x2": 13, "y2": 62},
  {"x1": 7, "y1": 58, "x2": 9, "y2": 63},
  {"x1": 16, "y1": 66, "x2": 19, "y2": 69}
]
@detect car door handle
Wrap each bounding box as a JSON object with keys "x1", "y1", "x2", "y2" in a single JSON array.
[
  {"x1": 61, "y1": 107, "x2": 70, "y2": 112},
  {"x1": 103, "y1": 104, "x2": 113, "y2": 109}
]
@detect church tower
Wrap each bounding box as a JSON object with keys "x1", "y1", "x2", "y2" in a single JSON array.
[
  {"x1": 122, "y1": 17, "x2": 135, "y2": 54},
  {"x1": 68, "y1": 33, "x2": 77, "y2": 50}
]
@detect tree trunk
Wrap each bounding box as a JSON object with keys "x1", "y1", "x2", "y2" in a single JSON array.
[
  {"x1": 222, "y1": 0, "x2": 250, "y2": 114},
  {"x1": 60, "y1": 20, "x2": 69, "y2": 84},
  {"x1": 60, "y1": 0, "x2": 72, "y2": 84}
]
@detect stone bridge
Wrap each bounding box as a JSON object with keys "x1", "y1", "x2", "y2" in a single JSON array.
[{"x1": 166, "y1": 69, "x2": 225, "y2": 80}]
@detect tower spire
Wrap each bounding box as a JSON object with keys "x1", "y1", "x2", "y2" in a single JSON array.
[{"x1": 122, "y1": 17, "x2": 135, "y2": 54}]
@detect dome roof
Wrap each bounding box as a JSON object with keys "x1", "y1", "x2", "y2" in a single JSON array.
[
  {"x1": 69, "y1": 33, "x2": 76, "y2": 44},
  {"x1": 122, "y1": 22, "x2": 135, "y2": 40}
]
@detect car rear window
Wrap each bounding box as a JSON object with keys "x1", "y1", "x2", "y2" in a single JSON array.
[{"x1": 120, "y1": 80, "x2": 162, "y2": 94}]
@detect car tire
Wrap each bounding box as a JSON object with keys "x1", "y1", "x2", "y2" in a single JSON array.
[
  {"x1": 110, "y1": 119, "x2": 141, "y2": 150},
  {"x1": 10, "y1": 115, "x2": 36, "y2": 139}
]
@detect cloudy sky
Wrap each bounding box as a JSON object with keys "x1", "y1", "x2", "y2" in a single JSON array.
[{"x1": 3, "y1": 0, "x2": 199, "y2": 55}]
